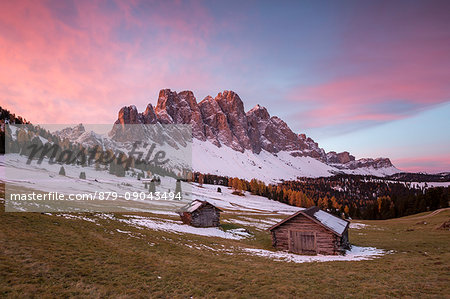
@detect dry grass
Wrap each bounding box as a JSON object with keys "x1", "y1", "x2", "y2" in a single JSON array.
[{"x1": 0, "y1": 205, "x2": 449, "y2": 298}]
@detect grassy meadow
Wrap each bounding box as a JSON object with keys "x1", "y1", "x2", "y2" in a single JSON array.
[{"x1": 0, "y1": 190, "x2": 449, "y2": 298}]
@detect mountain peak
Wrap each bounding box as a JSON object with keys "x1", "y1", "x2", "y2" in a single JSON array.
[
  {"x1": 55, "y1": 123, "x2": 86, "y2": 140},
  {"x1": 247, "y1": 104, "x2": 269, "y2": 117},
  {"x1": 74, "y1": 123, "x2": 85, "y2": 131},
  {"x1": 111, "y1": 89, "x2": 398, "y2": 173}
]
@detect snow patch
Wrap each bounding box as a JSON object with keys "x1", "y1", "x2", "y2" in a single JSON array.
[
  {"x1": 350, "y1": 223, "x2": 369, "y2": 229},
  {"x1": 118, "y1": 215, "x2": 250, "y2": 240},
  {"x1": 54, "y1": 213, "x2": 97, "y2": 223},
  {"x1": 241, "y1": 245, "x2": 390, "y2": 263}
]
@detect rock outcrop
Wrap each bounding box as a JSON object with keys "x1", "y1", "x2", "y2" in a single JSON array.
[
  {"x1": 111, "y1": 89, "x2": 395, "y2": 170},
  {"x1": 327, "y1": 151, "x2": 355, "y2": 164},
  {"x1": 342, "y1": 158, "x2": 394, "y2": 170}
]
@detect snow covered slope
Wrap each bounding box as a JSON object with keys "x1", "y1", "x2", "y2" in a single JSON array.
[
  {"x1": 1, "y1": 153, "x2": 301, "y2": 214},
  {"x1": 52, "y1": 125, "x2": 400, "y2": 183},
  {"x1": 192, "y1": 139, "x2": 400, "y2": 183},
  {"x1": 8, "y1": 122, "x2": 400, "y2": 184}
]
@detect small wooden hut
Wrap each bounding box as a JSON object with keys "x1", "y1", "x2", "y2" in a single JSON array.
[
  {"x1": 268, "y1": 206, "x2": 350, "y2": 255},
  {"x1": 177, "y1": 200, "x2": 222, "y2": 227}
]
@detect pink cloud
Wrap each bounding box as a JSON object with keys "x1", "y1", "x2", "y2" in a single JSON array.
[
  {"x1": 288, "y1": 2, "x2": 450, "y2": 130},
  {"x1": 0, "y1": 0, "x2": 223, "y2": 124},
  {"x1": 393, "y1": 155, "x2": 450, "y2": 174},
  {"x1": 289, "y1": 62, "x2": 449, "y2": 128}
]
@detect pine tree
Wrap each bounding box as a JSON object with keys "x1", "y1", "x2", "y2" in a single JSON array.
[
  {"x1": 175, "y1": 179, "x2": 182, "y2": 198},
  {"x1": 115, "y1": 163, "x2": 126, "y2": 177},
  {"x1": 59, "y1": 166, "x2": 66, "y2": 176},
  {"x1": 79, "y1": 172, "x2": 86, "y2": 179},
  {"x1": 149, "y1": 180, "x2": 156, "y2": 193},
  {"x1": 109, "y1": 161, "x2": 116, "y2": 175},
  {"x1": 232, "y1": 178, "x2": 239, "y2": 191},
  {"x1": 250, "y1": 179, "x2": 259, "y2": 194}
]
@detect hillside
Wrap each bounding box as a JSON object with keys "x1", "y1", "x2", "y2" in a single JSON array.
[
  {"x1": 1, "y1": 190, "x2": 449, "y2": 297},
  {"x1": 1, "y1": 106, "x2": 449, "y2": 297}
]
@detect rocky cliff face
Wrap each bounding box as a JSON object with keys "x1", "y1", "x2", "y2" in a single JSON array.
[
  {"x1": 56, "y1": 123, "x2": 86, "y2": 140},
  {"x1": 327, "y1": 151, "x2": 355, "y2": 164},
  {"x1": 55, "y1": 124, "x2": 105, "y2": 148},
  {"x1": 112, "y1": 89, "x2": 394, "y2": 170},
  {"x1": 342, "y1": 158, "x2": 394, "y2": 170}
]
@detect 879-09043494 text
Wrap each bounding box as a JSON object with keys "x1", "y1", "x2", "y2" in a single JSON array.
[{"x1": 8, "y1": 191, "x2": 182, "y2": 201}]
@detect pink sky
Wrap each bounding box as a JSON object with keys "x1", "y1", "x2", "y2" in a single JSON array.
[{"x1": 1, "y1": 0, "x2": 449, "y2": 173}]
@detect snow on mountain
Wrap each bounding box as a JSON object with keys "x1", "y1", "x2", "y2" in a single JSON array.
[
  {"x1": 51, "y1": 126, "x2": 399, "y2": 183},
  {"x1": 192, "y1": 139, "x2": 336, "y2": 182},
  {"x1": 52, "y1": 88, "x2": 401, "y2": 181},
  {"x1": 192, "y1": 139, "x2": 401, "y2": 182}
]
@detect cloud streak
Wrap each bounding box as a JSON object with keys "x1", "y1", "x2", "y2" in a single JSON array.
[{"x1": 394, "y1": 155, "x2": 450, "y2": 174}]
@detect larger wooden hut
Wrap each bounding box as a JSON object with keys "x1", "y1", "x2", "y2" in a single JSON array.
[
  {"x1": 268, "y1": 206, "x2": 350, "y2": 255},
  {"x1": 177, "y1": 200, "x2": 222, "y2": 227}
]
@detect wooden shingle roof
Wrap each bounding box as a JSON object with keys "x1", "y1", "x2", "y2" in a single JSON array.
[
  {"x1": 268, "y1": 206, "x2": 349, "y2": 236},
  {"x1": 177, "y1": 199, "x2": 222, "y2": 214}
]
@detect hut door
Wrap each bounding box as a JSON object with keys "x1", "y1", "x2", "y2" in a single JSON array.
[{"x1": 289, "y1": 231, "x2": 316, "y2": 254}]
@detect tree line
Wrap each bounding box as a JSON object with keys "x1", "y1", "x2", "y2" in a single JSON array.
[{"x1": 193, "y1": 173, "x2": 449, "y2": 220}]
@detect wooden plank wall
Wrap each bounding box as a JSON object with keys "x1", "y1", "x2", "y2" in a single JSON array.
[
  {"x1": 179, "y1": 212, "x2": 192, "y2": 225},
  {"x1": 272, "y1": 214, "x2": 340, "y2": 255},
  {"x1": 191, "y1": 206, "x2": 220, "y2": 227}
]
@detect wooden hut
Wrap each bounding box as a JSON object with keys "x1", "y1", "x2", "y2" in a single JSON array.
[
  {"x1": 177, "y1": 200, "x2": 222, "y2": 227},
  {"x1": 268, "y1": 206, "x2": 350, "y2": 255}
]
